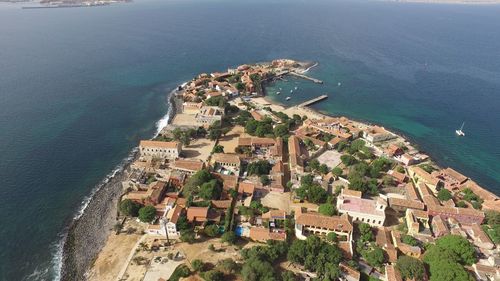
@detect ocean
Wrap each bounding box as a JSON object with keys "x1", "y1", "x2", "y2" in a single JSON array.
[{"x1": 0, "y1": 0, "x2": 499, "y2": 279}]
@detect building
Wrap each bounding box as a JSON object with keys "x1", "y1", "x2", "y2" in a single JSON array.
[
  {"x1": 172, "y1": 159, "x2": 205, "y2": 175},
  {"x1": 431, "y1": 215, "x2": 450, "y2": 237},
  {"x1": 385, "y1": 264, "x2": 403, "y2": 281},
  {"x1": 139, "y1": 140, "x2": 181, "y2": 159},
  {"x1": 408, "y1": 166, "x2": 442, "y2": 193},
  {"x1": 465, "y1": 224, "x2": 495, "y2": 250},
  {"x1": 388, "y1": 196, "x2": 425, "y2": 213},
  {"x1": 186, "y1": 207, "x2": 208, "y2": 224},
  {"x1": 363, "y1": 126, "x2": 396, "y2": 143},
  {"x1": 337, "y1": 189, "x2": 387, "y2": 227},
  {"x1": 212, "y1": 153, "x2": 241, "y2": 174},
  {"x1": 249, "y1": 227, "x2": 286, "y2": 242},
  {"x1": 195, "y1": 106, "x2": 224, "y2": 126},
  {"x1": 295, "y1": 208, "x2": 353, "y2": 243},
  {"x1": 237, "y1": 137, "x2": 283, "y2": 159},
  {"x1": 406, "y1": 209, "x2": 432, "y2": 237},
  {"x1": 339, "y1": 263, "x2": 361, "y2": 281},
  {"x1": 375, "y1": 227, "x2": 398, "y2": 263},
  {"x1": 288, "y1": 135, "x2": 304, "y2": 174}
]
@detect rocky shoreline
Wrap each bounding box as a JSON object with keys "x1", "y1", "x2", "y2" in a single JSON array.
[
  {"x1": 60, "y1": 156, "x2": 134, "y2": 281},
  {"x1": 59, "y1": 87, "x2": 178, "y2": 281}
]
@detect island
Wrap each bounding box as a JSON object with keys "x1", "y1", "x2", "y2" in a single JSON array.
[{"x1": 62, "y1": 59, "x2": 500, "y2": 281}]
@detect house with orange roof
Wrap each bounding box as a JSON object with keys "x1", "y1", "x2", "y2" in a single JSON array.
[
  {"x1": 139, "y1": 140, "x2": 182, "y2": 160},
  {"x1": 431, "y1": 215, "x2": 450, "y2": 237},
  {"x1": 465, "y1": 224, "x2": 495, "y2": 250},
  {"x1": 195, "y1": 106, "x2": 224, "y2": 127},
  {"x1": 408, "y1": 166, "x2": 442, "y2": 193},
  {"x1": 172, "y1": 159, "x2": 205, "y2": 175},
  {"x1": 249, "y1": 227, "x2": 286, "y2": 242},
  {"x1": 405, "y1": 209, "x2": 432, "y2": 237},
  {"x1": 212, "y1": 153, "x2": 241, "y2": 175},
  {"x1": 385, "y1": 264, "x2": 403, "y2": 281},
  {"x1": 288, "y1": 135, "x2": 304, "y2": 174},
  {"x1": 339, "y1": 262, "x2": 361, "y2": 281},
  {"x1": 294, "y1": 208, "x2": 353, "y2": 243},
  {"x1": 375, "y1": 227, "x2": 398, "y2": 263},
  {"x1": 363, "y1": 126, "x2": 396, "y2": 143}
]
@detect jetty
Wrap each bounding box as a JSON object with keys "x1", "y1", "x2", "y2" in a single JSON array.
[
  {"x1": 298, "y1": 94, "x2": 328, "y2": 107},
  {"x1": 289, "y1": 72, "x2": 323, "y2": 84}
]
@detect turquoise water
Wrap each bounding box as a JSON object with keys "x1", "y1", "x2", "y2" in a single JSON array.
[{"x1": 0, "y1": 0, "x2": 499, "y2": 279}]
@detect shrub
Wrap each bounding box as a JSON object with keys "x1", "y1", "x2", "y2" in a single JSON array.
[
  {"x1": 138, "y1": 205, "x2": 156, "y2": 222},
  {"x1": 120, "y1": 199, "x2": 142, "y2": 217}
]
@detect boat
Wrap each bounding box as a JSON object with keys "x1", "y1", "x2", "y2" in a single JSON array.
[
  {"x1": 286, "y1": 97, "x2": 291, "y2": 101},
  {"x1": 338, "y1": 82, "x2": 341, "y2": 86},
  {"x1": 279, "y1": 88, "x2": 282, "y2": 90},
  {"x1": 276, "y1": 91, "x2": 281, "y2": 95},
  {"x1": 290, "y1": 89, "x2": 293, "y2": 93},
  {"x1": 294, "y1": 86, "x2": 298, "y2": 90},
  {"x1": 456, "y1": 122, "x2": 465, "y2": 136}
]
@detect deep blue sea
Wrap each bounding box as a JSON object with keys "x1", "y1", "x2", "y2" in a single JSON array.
[{"x1": 0, "y1": 0, "x2": 499, "y2": 279}]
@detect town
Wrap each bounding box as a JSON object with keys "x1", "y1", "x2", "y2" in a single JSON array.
[{"x1": 89, "y1": 59, "x2": 500, "y2": 281}]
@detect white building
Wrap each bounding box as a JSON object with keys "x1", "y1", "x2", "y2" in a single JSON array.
[
  {"x1": 294, "y1": 208, "x2": 353, "y2": 242},
  {"x1": 336, "y1": 189, "x2": 387, "y2": 227},
  {"x1": 139, "y1": 140, "x2": 181, "y2": 160}
]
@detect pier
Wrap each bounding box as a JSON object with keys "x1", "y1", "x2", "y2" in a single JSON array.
[
  {"x1": 298, "y1": 94, "x2": 328, "y2": 107},
  {"x1": 289, "y1": 72, "x2": 323, "y2": 84}
]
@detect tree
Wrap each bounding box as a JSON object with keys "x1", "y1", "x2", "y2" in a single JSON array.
[
  {"x1": 332, "y1": 167, "x2": 343, "y2": 177},
  {"x1": 308, "y1": 184, "x2": 328, "y2": 204},
  {"x1": 212, "y1": 144, "x2": 224, "y2": 153},
  {"x1": 203, "y1": 269, "x2": 224, "y2": 281},
  {"x1": 309, "y1": 159, "x2": 320, "y2": 171},
  {"x1": 218, "y1": 258, "x2": 238, "y2": 274},
  {"x1": 241, "y1": 258, "x2": 276, "y2": 281},
  {"x1": 359, "y1": 223, "x2": 374, "y2": 243},
  {"x1": 424, "y1": 241, "x2": 475, "y2": 281},
  {"x1": 401, "y1": 234, "x2": 419, "y2": 246},
  {"x1": 396, "y1": 255, "x2": 425, "y2": 281},
  {"x1": 208, "y1": 128, "x2": 222, "y2": 140},
  {"x1": 199, "y1": 179, "x2": 222, "y2": 200},
  {"x1": 341, "y1": 155, "x2": 357, "y2": 166},
  {"x1": 435, "y1": 235, "x2": 476, "y2": 265},
  {"x1": 180, "y1": 230, "x2": 196, "y2": 243},
  {"x1": 221, "y1": 231, "x2": 236, "y2": 244},
  {"x1": 247, "y1": 160, "x2": 272, "y2": 176},
  {"x1": 319, "y1": 203, "x2": 337, "y2": 216},
  {"x1": 191, "y1": 259, "x2": 204, "y2": 272},
  {"x1": 260, "y1": 175, "x2": 270, "y2": 186},
  {"x1": 120, "y1": 199, "x2": 142, "y2": 217},
  {"x1": 456, "y1": 201, "x2": 467, "y2": 208},
  {"x1": 281, "y1": 271, "x2": 298, "y2": 281},
  {"x1": 273, "y1": 124, "x2": 289, "y2": 138},
  {"x1": 318, "y1": 164, "x2": 329, "y2": 175},
  {"x1": 138, "y1": 205, "x2": 156, "y2": 222},
  {"x1": 363, "y1": 246, "x2": 385, "y2": 268},
  {"x1": 438, "y1": 189, "x2": 452, "y2": 201},
  {"x1": 327, "y1": 232, "x2": 338, "y2": 243},
  {"x1": 204, "y1": 224, "x2": 219, "y2": 237}
]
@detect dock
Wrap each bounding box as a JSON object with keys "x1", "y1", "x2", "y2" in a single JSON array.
[
  {"x1": 298, "y1": 94, "x2": 328, "y2": 107},
  {"x1": 289, "y1": 72, "x2": 323, "y2": 84}
]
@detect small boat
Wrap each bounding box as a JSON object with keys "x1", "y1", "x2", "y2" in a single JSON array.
[
  {"x1": 279, "y1": 87, "x2": 282, "y2": 90},
  {"x1": 338, "y1": 82, "x2": 342, "y2": 86},
  {"x1": 276, "y1": 91, "x2": 280, "y2": 95},
  {"x1": 456, "y1": 122, "x2": 465, "y2": 136},
  {"x1": 294, "y1": 86, "x2": 298, "y2": 90},
  {"x1": 286, "y1": 97, "x2": 291, "y2": 101},
  {"x1": 290, "y1": 89, "x2": 293, "y2": 93}
]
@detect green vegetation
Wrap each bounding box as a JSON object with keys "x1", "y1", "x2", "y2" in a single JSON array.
[
  {"x1": 212, "y1": 144, "x2": 224, "y2": 153},
  {"x1": 191, "y1": 259, "x2": 204, "y2": 272},
  {"x1": 288, "y1": 236, "x2": 342, "y2": 279},
  {"x1": 327, "y1": 232, "x2": 338, "y2": 243},
  {"x1": 418, "y1": 163, "x2": 436, "y2": 174},
  {"x1": 138, "y1": 205, "x2": 156, "y2": 222},
  {"x1": 199, "y1": 179, "x2": 223, "y2": 200},
  {"x1": 205, "y1": 96, "x2": 228, "y2": 108},
  {"x1": 401, "y1": 234, "x2": 419, "y2": 246},
  {"x1": 318, "y1": 203, "x2": 337, "y2": 216},
  {"x1": 483, "y1": 211, "x2": 500, "y2": 243},
  {"x1": 168, "y1": 264, "x2": 191, "y2": 281},
  {"x1": 456, "y1": 201, "x2": 467, "y2": 208},
  {"x1": 340, "y1": 155, "x2": 357, "y2": 166},
  {"x1": 461, "y1": 188, "x2": 483, "y2": 209},
  {"x1": 437, "y1": 188, "x2": 453, "y2": 201},
  {"x1": 260, "y1": 175, "x2": 270, "y2": 186},
  {"x1": 362, "y1": 246, "x2": 385, "y2": 268},
  {"x1": 182, "y1": 169, "x2": 220, "y2": 198},
  {"x1": 395, "y1": 256, "x2": 425, "y2": 281},
  {"x1": 221, "y1": 231, "x2": 237, "y2": 244},
  {"x1": 204, "y1": 224, "x2": 220, "y2": 237},
  {"x1": 332, "y1": 167, "x2": 343, "y2": 177},
  {"x1": 295, "y1": 174, "x2": 328, "y2": 204},
  {"x1": 246, "y1": 160, "x2": 272, "y2": 176},
  {"x1": 240, "y1": 241, "x2": 288, "y2": 281},
  {"x1": 119, "y1": 199, "x2": 142, "y2": 217},
  {"x1": 424, "y1": 235, "x2": 476, "y2": 281},
  {"x1": 281, "y1": 271, "x2": 298, "y2": 281},
  {"x1": 171, "y1": 127, "x2": 205, "y2": 146},
  {"x1": 358, "y1": 223, "x2": 374, "y2": 243},
  {"x1": 245, "y1": 118, "x2": 274, "y2": 137},
  {"x1": 201, "y1": 270, "x2": 224, "y2": 281}
]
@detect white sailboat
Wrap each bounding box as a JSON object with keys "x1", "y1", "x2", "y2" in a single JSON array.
[
  {"x1": 286, "y1": 96, "x2": 291, "y2": 101},
  {"x1": 456, "y1": 122, "x2": 465, "y2": 136}
]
